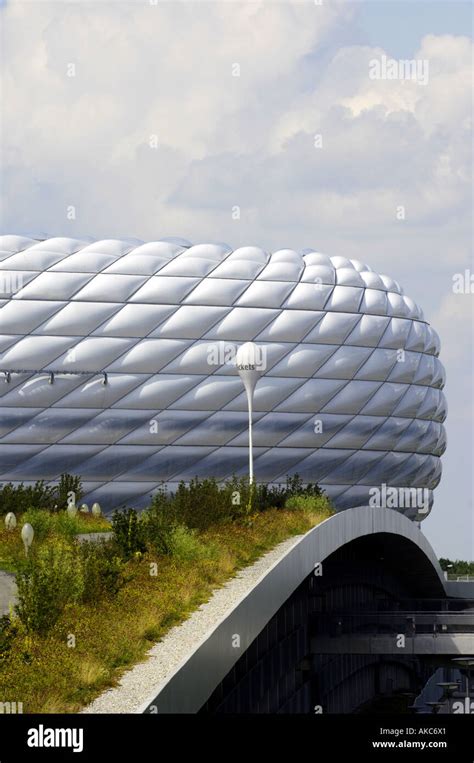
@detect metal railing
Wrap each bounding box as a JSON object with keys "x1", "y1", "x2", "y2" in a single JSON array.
[{"x1": 312, "y1": 611, "x2": 474, "y2": 637}]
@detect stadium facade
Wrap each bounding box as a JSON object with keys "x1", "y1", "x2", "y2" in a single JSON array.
[{"x1": 0, "y1": 236, "x2": 446, "y2": 516}]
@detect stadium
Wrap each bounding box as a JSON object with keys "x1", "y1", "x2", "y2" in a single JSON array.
[{"x1": 0, "y1": 235, "x2": 447, "y2": 517}]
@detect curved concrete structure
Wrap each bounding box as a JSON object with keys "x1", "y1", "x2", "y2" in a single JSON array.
[
  {"x1": 138, "y1": 507, "x2": 448, "y2": 713},
  {"x1": 0, "y1": 236, "x2": 446, "y2": 518}
]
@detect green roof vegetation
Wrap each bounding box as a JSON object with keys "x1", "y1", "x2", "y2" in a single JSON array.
[{"x1": 0, "y1": 476, "x2": 333, "y2": 713}]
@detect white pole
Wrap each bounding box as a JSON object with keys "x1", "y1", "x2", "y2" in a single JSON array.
[
  {"x1": 235, "y1": 342, "x2": 264, "y2": 488},
  {"x1": 248, "y1": 390, "x2": 253, "y2": 484}
]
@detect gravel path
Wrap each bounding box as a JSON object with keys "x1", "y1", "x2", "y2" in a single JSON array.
[{"x1": 82, "y1": 532, "x2": 305, "y2": 714}]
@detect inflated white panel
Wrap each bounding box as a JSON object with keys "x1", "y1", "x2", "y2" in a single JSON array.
[
  {"x1": 325, "y1": 285, "x2": 363, "y2": 313},
  {"x1": 304, "y1": 312, "x2": 360, "y2": 344},
  {"x1": 0, "y1": 335, "x2": 76, "y2": 367},
  {"x1": 120, "y1": 410, "x2": 210, "y2": 446},
  {"x1": 257, "y1": 261, "x2": 303, "y2": 282},
  {"x1": 53, "y1": 337, "x2": 136, "y2": 372},
  {"x1": 236, "y1": 280, "x2": 294, "y2": 308},
  {"x1": 363, "y1": 417, "x2": 413, "y2": 450},
  {"x1": 300, "y1": 265, "x2": 336, "y2": 284},
  {"x1": 152, "y1": 306, "x2": 229, "y2": 339},
  {"x1": 316, "y1": 346, "x2": 372, "y2": 379},
  {"x1": 172, "y1": 377, "x2": 242, "y2": 410},
  {"x1": 105, "y1": 338, "x2": 190, "y2": 373},
  {"x1": 354, "y1": 348, "x2": 398, "y2": 381},
  {"x1": 178, "y1": 243, "x2": 229, "y2": 260},
  {"x1": 360, "y1": 289, "x2": 388, "y2": 315},
  {"x1": 205, "y1": 307, "x2": 278, "y2": 340},
  {"x1": 270, "y1": 345, "x2": 336, "y2": 377},
  {"x1": 51, "y1": 252, "x2": 118, "y2": 273},
  {"x1": 387, "y1": 352, "x2": 421, "y2": 383},
  {"x1": 1, "y1": 250, "x2": 68, "y2": 271},
  {"x1": 230, "y1": 412, "x2": 309, "y2": 447},
  {"x1": 129, "y1": 276, "x2": 199, "y2": 304},
  {"x1": 227, "y1": 246, "x2": 268, "y2": 263},
  {"x1": 284, "y1": 283, "x2": 333, "y2": 310},
  {"x1": 336, "y1": 268, "x2": 365, "y2": 287},
  {"x1": 208, "y1": 259, "x2": 265, "y2": 280},
  {"x1": 275, "y1": 379, "x2": 347, "y2": 413},
  {"x1": 94, "y1": 304, "x2": 174, "y2": 337},
  {"x1": 0, "y1": 375, "x2": 85, "y2": 408},
  {"x1": 158, "y1": 257, "x2": 218, "y2": 277},
  {"x1": 302, "y1": 252, "x2": 332, "y2": 267},
  {"x1": 271, "y1": 249, "x2": 303, "y2": 264},
  {"x1": 345, "y1": 314, "x2": 390, "y2": 347},
  {"x1": 393, "y1": 385, "x2": 428, "y2": 417},
  {"x1": 56, "y1": 375, "x2": 146, "y2": 408},
  {"x1": 113, "y1": 375, "x2": 200, "y2": 409},
  {"x1": 257, "y1": 310, "x2": 321, "y2": 342},
  {"x1": 72, "y1": 274, "x2": 148, "y2": 302},
  {"x1": 360, "y1": 383, "x2": 408, "y2": 416},
  {"x1": 0, "y1": 300, "x2": 65, "y2": 334},
  {"x1": 321, "y1": 380, "x2": 381, "y2": 415},
  {"x1": 13, "y1": 271, "x2": 93, "y2": 300},
  {"x1": 37, "y1": 302, "x2": 121, "y2": 336},
  {"x1": 184, "y1": 278, "x2": 247, "y2": 306}
]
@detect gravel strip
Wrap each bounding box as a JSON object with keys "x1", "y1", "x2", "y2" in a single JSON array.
[{"x1": 82, "y1": 532, "x2": 305, "y2": 714}]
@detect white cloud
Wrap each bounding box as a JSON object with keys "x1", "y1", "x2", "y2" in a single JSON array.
[{"x1": 1, "y1": 1, "x2": 470, "y2": 257}]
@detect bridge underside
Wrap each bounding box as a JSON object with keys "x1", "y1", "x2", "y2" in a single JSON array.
[{"x1": 200, "y1": 533, "x2": 473, "y2": 714}]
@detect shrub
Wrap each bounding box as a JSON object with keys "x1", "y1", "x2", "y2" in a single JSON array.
[
  {"x1": 56, "y1": 473, "x2": 83, "y2": 511},
  {"x1": 111, "y1": 508, "x2": 147, "y2": 559},
  {"x1": 53, "y1": 512, "x2": 83, "y2": 540},
  {"x1": 12, "y1": 510, "x2": 107, "y2": 544},
  {"x1": 15, "y1": 537, "x2": 127, "y2": 633},
  {"x1": 15, "y1": 539, "x2": 85, "y2": 633},
  {"x1": 0, "y1": 474, "x2": 84, "y2": 515},
  {"x1": 78, "y1": 541, "x2": 127, "y2": 601},
  {"x1": 149, "y1": 476, "x2": 253, "y2": 530},
  {"x1": 254, "y1": 482, "x2": 286, "y2": 511},
  {"x1": 172, "y1": 478, "x2": 229, "y2": 529},
  {"x1": 141, "y1": 503, "x2": 177, "y2": 555},
  {"x1": 147, "y1": 475, "x2": 328, "y2": 528},
  {"x1": 284, "y1": 494, "x2": 333, "y2": 515},
  {"x1": 0, "y1": 615, "x2": 18, "y2": 662},
  {"x1": 0, "y1": 481, "x2": 57, "y2": 515},
  {"x1": 21, "y1": 509, "x2": 54, "y2": 541},
  {"x1": 167, "y1": 526, "x2": 217, "y2": 562}
]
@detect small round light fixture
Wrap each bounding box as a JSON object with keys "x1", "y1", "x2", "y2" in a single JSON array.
[
  {"x1": 21, "y1": 523, "x2": 34, "y2": 556},
  {"x1": 5, "y1": 512, "x2": 17, "y2": 531}
]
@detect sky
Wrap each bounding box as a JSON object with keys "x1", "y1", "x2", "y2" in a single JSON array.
[{"x1": 0, "y1": 0, "x2": 472, "y2": 559}]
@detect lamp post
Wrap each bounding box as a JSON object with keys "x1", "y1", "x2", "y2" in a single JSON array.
[
  {"x1": 4, "y1": 512, "x2": 16, "y2": 531},
  {"x1": 21, "y1": 523, "x2": 34, "y2": 556},
  {"x1": 235, "y1": 342, "x2": 264, "y2": 485}
]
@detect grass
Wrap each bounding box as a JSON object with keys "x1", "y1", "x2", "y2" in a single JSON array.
[
  {"x1": 0, "y1": 512, "x2": 110, "y2": 572},
  {"x1": 0, "y1": 503, "x2": 332, "y2": 713}
]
